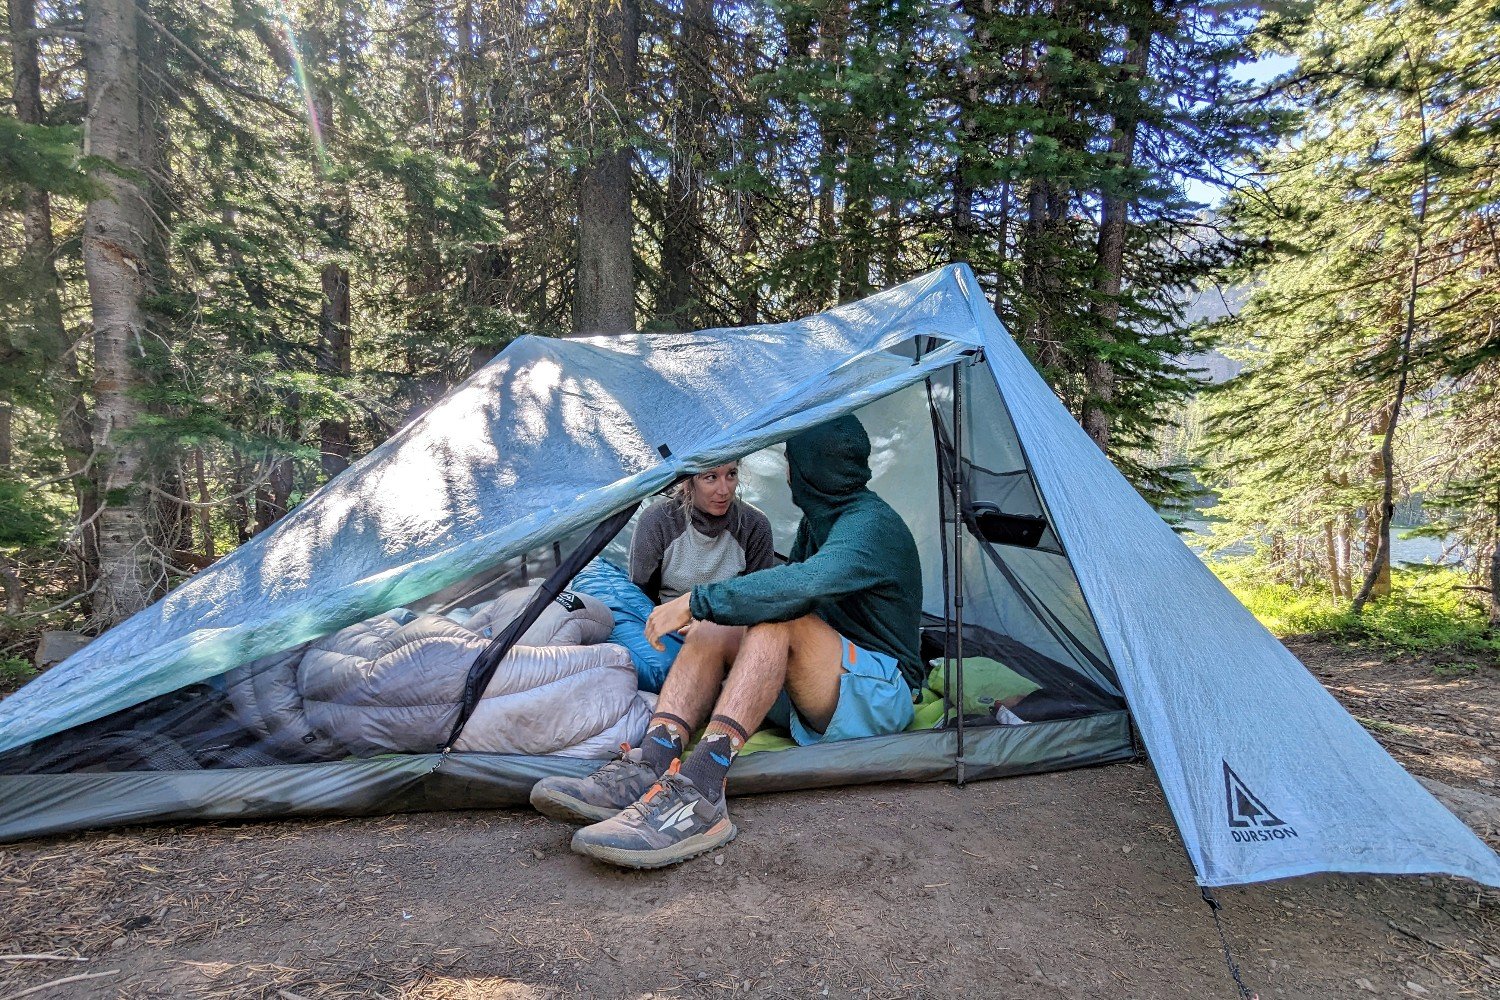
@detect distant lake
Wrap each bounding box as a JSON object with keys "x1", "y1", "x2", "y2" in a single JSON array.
[{"x1": 1178, "y1": 518, "x2": 1460, "y2": 567}]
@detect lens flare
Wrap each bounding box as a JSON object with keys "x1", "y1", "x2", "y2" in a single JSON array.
[{"x1": 272, "y1": 2, "x2": 330, "y2": 173}]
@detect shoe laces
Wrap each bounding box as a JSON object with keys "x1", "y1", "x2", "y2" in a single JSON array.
[
  {"x1": 622, "y1": 761, "x2": 693, "y2": 823},
  {"x1": 588, "y1": 744, "x2": 646, "y2": 787}
]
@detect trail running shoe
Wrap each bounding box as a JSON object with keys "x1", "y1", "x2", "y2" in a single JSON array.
[
  {"x1": 529, "y1": 746, "x2": 662, "y2": 825},
  {"x1": 569, "y1": 763, "x2": 737, "y2": 869}
]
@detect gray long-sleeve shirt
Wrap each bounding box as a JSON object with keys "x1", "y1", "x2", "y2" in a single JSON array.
[{"x1": 629, "y1": 498, "x2": 775, "y2": 603}]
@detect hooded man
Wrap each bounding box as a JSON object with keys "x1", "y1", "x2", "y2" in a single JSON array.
[{"x1": 530, "y1": 414, "x2": 924, "y2": 869}]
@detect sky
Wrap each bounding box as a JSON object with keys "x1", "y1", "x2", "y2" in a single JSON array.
[{"x1": 1183, "y1": 52, "x2": 1299, "y2": 208}]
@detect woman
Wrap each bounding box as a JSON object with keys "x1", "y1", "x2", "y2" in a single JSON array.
[
  {"x1": 629, "y1": 462, "x2": 775, "y2": 604},
  {"x1": 572, "y1": 461, "x2": 774, "y2": 692}
]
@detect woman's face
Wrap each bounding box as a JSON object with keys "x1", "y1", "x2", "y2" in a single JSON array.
[{"x1": 689, "y1": 463, "x2": 739, "y2": 517}]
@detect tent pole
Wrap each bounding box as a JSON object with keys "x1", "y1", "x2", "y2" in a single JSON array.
[
  {"x1": 952, "y1": 359, "x2": 967, "y2": 786},
  {"x1": 920, "y1": 349, "x2": 957, "y2": 774},
  {"x1": 443, "y1": 501, "x2": 642, "y2": 749}
]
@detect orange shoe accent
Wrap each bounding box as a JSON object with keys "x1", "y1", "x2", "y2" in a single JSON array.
[{"x1": 640, "y1": 761, "x2": 678, "y2": 804}]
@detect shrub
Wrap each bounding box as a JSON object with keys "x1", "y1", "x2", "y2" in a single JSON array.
[
  {"x1": 0, "y1": 656, "x2": 36, "y2": 695},
  {"x1": 1214, "y1": 558, "x2": 1500, "y2": 659}
]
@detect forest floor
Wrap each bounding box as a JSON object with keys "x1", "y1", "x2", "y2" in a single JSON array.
[{"x1": 1, "y1": 637, "x2": 1498, "y2": 1000}]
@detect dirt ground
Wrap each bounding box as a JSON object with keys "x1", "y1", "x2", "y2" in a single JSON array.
[{"x1": 1, "y1": 638, "x2": 1497, "y2": 1000}]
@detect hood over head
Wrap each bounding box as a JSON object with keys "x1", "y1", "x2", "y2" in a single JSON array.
[{"x1": 785, "y1": 415, "x2": 873, "y2": 519}]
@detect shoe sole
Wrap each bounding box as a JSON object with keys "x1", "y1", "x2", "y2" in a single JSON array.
[
  {"x1": 571, "y1": 818, "x2": 738, "y2": 870},
  {"x1": 529, "y1": 785, "x2": 623, "y2": 826}
]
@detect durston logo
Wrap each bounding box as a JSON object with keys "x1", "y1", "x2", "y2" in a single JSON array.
[{"x1": 1223, "y1": 761, "x2": 1299, "y2": 842}]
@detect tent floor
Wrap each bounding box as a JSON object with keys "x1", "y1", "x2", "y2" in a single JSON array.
[{"x1": 0, "y1": 711, "x2": 1133, "y2": 843}]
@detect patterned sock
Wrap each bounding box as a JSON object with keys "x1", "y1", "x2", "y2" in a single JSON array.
[
  {"x1": 679, "y1": 715, "x2": 750, "y2": 804},
  {"x1": 637, "y1": 712, "x2": 690, "y2": 775}
]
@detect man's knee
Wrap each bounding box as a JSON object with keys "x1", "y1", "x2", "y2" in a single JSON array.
[
  {"x1": 683, "y1": 621, "x2": 742, "y2": 659},
  {"x1": 746, "y1": 615, "x2": 836, "y2": 650},
  {"x1": 746, "y1": 615, "x2": 826, "y2": 638},
  {"x1": 741, "y1": 618, "x2": 798, "y2": 652}
]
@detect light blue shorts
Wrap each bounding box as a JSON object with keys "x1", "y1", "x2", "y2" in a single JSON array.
[{"x1": 766, "y1": 634, "x2": 915, "y2": 745}]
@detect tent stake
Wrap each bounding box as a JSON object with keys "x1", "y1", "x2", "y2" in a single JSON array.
[{"x1": 952, "y1": 359, "x2": 967, "y2": 787}]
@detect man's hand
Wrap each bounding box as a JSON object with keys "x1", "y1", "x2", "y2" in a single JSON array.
[{"x1": 645, "y1": 592, "x2": 694, "y2": 651}]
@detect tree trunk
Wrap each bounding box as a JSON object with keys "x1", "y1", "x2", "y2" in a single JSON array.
[
  {"x1": 1339, "y1": 512, "x2": 1354, "y2": 598},
  {"x1": 1268, "y1": 532, "x2": 1288, "y2": 581},
  {"x1": 951, "y1": 0, "x2": 995, "y2": 267},
  {"x1": 1488, "y1": 491, "x2": 1499, "y2": 631},
  {"x1": 1353, "y1": 364, "x2": 1409, "y2": 610},
  {"x1": 10, "y1": 0, "x2": 100, "y2": 590},
  {"x1": 194, "y1": 448, "x2": 215, "y2": 561},
  {"x1": 882, "y1": 198, "x2": 902, "y2": 287},
  {"x1": 229, "y1": 450, "x2": 251, "y2": 544},
  {"x1": 151, "y1": 462, "x2": 191, "y2": 563},
  {"x1": 992, "y1": 131, "x2": 1016, "y2": 307},
  {"x1": 0, "y1": 554, "x2": 23, "y2": 617},
  {"x1": 1324, "y1": 520, "x2": 1342, "y2": 599},
  {"x1": 815, "y1": 1, "x2": 848, "y2": 306},
  {"x1": 1083, "y1": 17, "x2": 1153, "y2": 451},
  {"x1": 318, "y1": 256, "x2": 352, "y2": 477},
  {"x1": 1354, "y1": 66, "x2": 1430, "y2": 615},
  {"x1": 8, "y1": 0, "x2": 65, "y2": 367},
  {"x1": 573, "y1": 0, "x2": 638, "y2": 334},
  {"x1": 658, "y1": 0, "x2": 712, "y2": 330},
  {"x1": 839, "y1": 114, "x2": 875, "y2": 302},
  {"x1": 1020, "y1": 50, "x2": 1067, "y2": 375},
  {"x1": 463, "y1": 0, "x2": 514, "y2": 372},
  {"x1": 402, "y1": 7, "x2": 442, "y2": 375},
  {"x1": 307, "y1": 9, "x2": 352, "y2": 478},
  {"x1": 83, "y1": 0, "x2": 156, "y2": 624},
  {"x1": 1356, "y1": 404, "x2": 1398, "y2": 605},
  {"x1": 734, "y1": 57, "x2": 766, "y2": 326},
  {"x1": 254, "y1": 456, "x2": 294, "y2": 534}
]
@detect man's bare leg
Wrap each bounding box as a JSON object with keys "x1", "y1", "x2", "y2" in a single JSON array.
[
  {"x1": 654, "y1": 622, "x2": 743, "y2": 729},
  {"x1": 712, "y1": 615, "x2": 843, "y2": 728},
  {"x1": 635, "y1": 622, "x2": 743, "y2": 773},
  {"x1": 569, "y1": 615, "x2": 849, "y2": 868},
  {"x1": 678, "y1": 614, "x2": 844, "y2": 801},
  {"x1": 528, "y1": 622, "x2": 744, "y2": 825}
]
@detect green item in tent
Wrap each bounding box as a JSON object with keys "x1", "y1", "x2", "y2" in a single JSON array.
[
  {"x1": 907, "y1": 686, "x2": 946, "y2": 730},
  {"x1": 683, "y1": 725, "x2": 797, "y2": 756},
  {"x1": 740, "y1": 728, "x2": 797, "y2": 755},
  {"x1": 927, "y1": 657, "x2": 1040, "y2": 716}
]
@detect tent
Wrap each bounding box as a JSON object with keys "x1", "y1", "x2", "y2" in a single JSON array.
[{"x1": 0, "y1": 264, "x2": 1496, "y2": 891}]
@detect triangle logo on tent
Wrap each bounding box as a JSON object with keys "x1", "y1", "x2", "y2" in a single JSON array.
[{"x1": 1223, "y1": 761, "x2": 1297, "y2": 840}]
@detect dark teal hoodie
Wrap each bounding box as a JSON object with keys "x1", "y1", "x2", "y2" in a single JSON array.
[{"x1": 688, "y1": 415, "x2": 925, "y2": 689}]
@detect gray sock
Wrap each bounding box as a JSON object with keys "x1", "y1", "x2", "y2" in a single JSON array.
[
  {"x1": 638, "y1": 717, "x2": 685, "y2": 775},
  {"x1": 679, "y1": 727, "x2": 743, "y2": 805}
]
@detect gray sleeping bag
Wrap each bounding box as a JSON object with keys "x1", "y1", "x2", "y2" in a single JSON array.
[{"x1": 224, "y1": 588, "x2": 652, "y2": 761}]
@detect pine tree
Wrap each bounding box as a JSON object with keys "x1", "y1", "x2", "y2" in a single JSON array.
[{"x1": 1209, "y1": 0, "x2": 1500, "y2": 608}]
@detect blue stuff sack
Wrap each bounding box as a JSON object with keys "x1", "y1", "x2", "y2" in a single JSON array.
[{"x1": 570, "y1": 558, "x2": 682, "y2": 692}]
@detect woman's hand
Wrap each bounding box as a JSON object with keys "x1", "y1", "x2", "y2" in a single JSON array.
[{"x1": 645, "y1": 593, "x2": 694, "y2": 651}]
